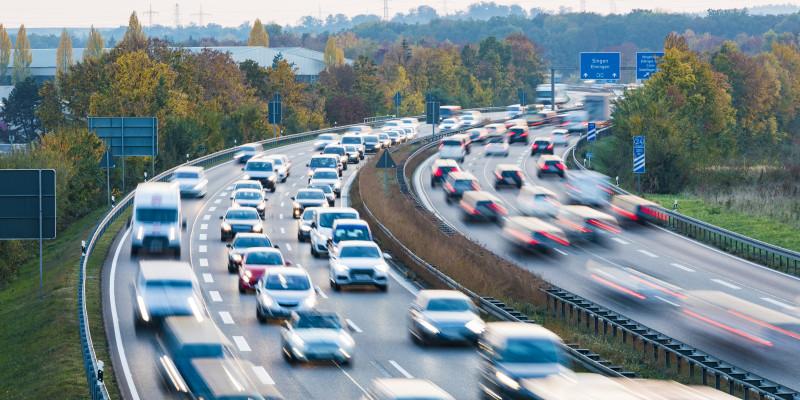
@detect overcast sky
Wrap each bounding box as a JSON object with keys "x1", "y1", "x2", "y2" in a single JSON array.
[{"x1": 2, "y1": 0, "x2": 796, "y2": 28}]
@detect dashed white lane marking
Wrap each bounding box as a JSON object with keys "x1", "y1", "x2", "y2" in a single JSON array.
[
  {"x1": 227, "y1": 186, "x2": 234, "y2": 190},
  {"x1": 280, "y1": 227, "x2": 286, "y2": 234},
  {"x1": 214, "y1": 199, "x2": 221, "y2": 204},
  {"x1": 202, "y1": 214, "x2": 211, "y2": 221},
  {"x1": 202, "y1": 273, "x2": 214, "y2": 283},
  {"x1": 761, "y1": 297, "x2": 795, "y2": 310},
  {"x1": 200, "y1": 224, "x2": 208, "y2": 230},
  {"x1": 252, "y1": 366, "x2": 275, "y2": 385},
  {"x1": 199, "y1": 245, "x2": 207, "y2": 253},
  {"x1": 199, "y1": 258, "x2": 209, "y2": 267},
  {"x1": 316, "y1": 286, "x2": 328, "y2": 299},
  {"x1": 209, "y1": 291, "x2": 222, "y2": 302},
  {"x1": 637, "y1": 249, "x2": 658, "y2": 258},
  {"x1": 345, "y1": 319, "x2": 362, "y2": 333},
  {"x1": 233, "y1": 336, "x2": 251, "y2": 352},
  {"x1": 199, "y1": 234, "x2": 207, "y2": 241},
  {"x1": 279, "y1": 213, "x2": 284, "y2": 219},
  {"x1": 219, "y1": 311, "x2": 234, "y2": 325},
  {"x1": 286, "y1": 243, "x2": 293, "y2": 251},
  {"x1": 670, "y1": 263, "x2": 695, "y2": 272},
  {"x1": 220, "y1": 191, "x2": 228, "y2": 197},
  {"x1": 389, "y1": 360, "x2": 413, "y2": 378},
  {"x1": 554, "y1": 248, "x2": 568, "y2": 256},
  {"x1": 655, "y1": 296, "x2": 681, "y2": 307},
  {"x1": 611, "y1": 237, "x2": 629, "y2": 245},
  {"x1": 712, "y1": 278, "x2": 741, "y2": 290},
  {"x1": 208, "y1": 206, "x2": 217, "y2": 212}
]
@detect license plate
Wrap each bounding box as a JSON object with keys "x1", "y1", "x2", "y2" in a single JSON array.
[{"x1": 354, "y1": 274, "x2": 370, "y2": 281}]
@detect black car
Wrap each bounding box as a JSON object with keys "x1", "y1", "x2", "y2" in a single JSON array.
[
  {"x1": 362, "y1": 135, "x2": 381, "y2": 154},
  {"x1": 443, "y1": 171, "x2": 480, "y2": 203},
  {"x1": 507, "y1": 126, "x2": 530, "y2": 144},
  {"x1": 531, "y1": 138, "x2": 554, "y2": 155},
  {"x1": 226, "y1": 233, "x2": 276, "y2": 272},
  {"x1": 494, "y1": 164, "x2": 524, "y2": 189}
]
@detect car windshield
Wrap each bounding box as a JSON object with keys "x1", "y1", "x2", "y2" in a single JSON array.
[
  {"x1": 310, "y1": 157, "x2": 337, "y2": 168},
  {"x1": 319, "y1": 212, "x2": 358, "y2": 228},
  {"x1": 297, "y1": 190, "x2": 325, "y2": 200},
  {"x1": 497, "y1": 339, "x2": 561, "y2": 364},
  {"x1": 387, "y1": 131, "x2": 399, "y2": 137},
  {"x1": 454, "y1": 180, "x2": 477, "y2": 189},
  {"x1": 302, "y1": 210, "x2": 315, "y2": 221},
  {"x1": 233, "y1": 237, "x2": 272, "y2": 249},
  {"x1": 334, "y1": 226, "x2": 370, "y2": 241},
  {"x1": 345, "y1": 145, "x2": 358, "y2": 152},
  {"x1": 145, "y1": 279, "x2": 192, "y2": 290},
  {"x1": 379, "y1": 134, "x2": 389, "y2": 140},
  {"x1": 339, "y1": 245, "x2": 380, "y2": 258},
  {"x1": 235, "y1": 182, "x2": 260, "y2": 191},
  {"x1": 295, "y1": 314, "x2": 342, "y2": 329},
  {"x1": 342, "y1": 137, "x2": 361, "y2": 144},
  {"x1": 510, "y1": 128, "x2": 526, "y2": 134},
  {"x1": 313, "y1": 171, "x2": 338, "y2": 180},
  {"x1": 501, "y1": 170, "x2": 518, "y2": 177},
  {"x1": 426, "y1": 298, "x2": 471, "y2": 311},
  {"x1": 226, "y1": 209, "x2": 259, "y2": 220},
  {"x1": 443, "y1": 119, "x2": 456, "y2": 124},
  {"x1": 487, "y1": 136, "x2": 506, "y2": 143},
  {"x1": 324, "y1": 147, "x2": 345, "y2": 155},
  {"x1": 246, "y1": 251, "x2": 283, "y2": 265},
  {"x1": 235, "y1": 191, "x2": 262, "y2": 200},
  {"x1": 462, "y1": 115, "x2": 474, "y2": 120},
  {"x1": 363, "y1": 136, "x2": 378, "y2": 144},
  {"x1": 174, "y1": 172, "x2": 199, "y2": 179},
  {"x1": 246, "y1": 161, "x2": 273, "y2": 171},
  {"x1": 442, "y1": 140, "x2": 461, "y2": 147},
  {"x1": 264, "y1": 274, "x2": 310, "y2": 290},
  {"x1": 269, "y1": 158, "x2": 283, "y2": 166},
  {"x1": 136, "y1": 208, "x2": 178, "y2": 223},
  {"x1": 310, "y1": 185, "x2": 333, "y2": 194}
]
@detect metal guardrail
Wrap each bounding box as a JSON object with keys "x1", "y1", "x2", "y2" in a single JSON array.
[{"x1": 363, "y1": 114, "x2": 397, "y2": 124}]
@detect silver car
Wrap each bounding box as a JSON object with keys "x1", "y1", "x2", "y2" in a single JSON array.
[
  {"x1": 308, "y1": 184, "x2": 336, "y2": 206},
  {"x1": 292, "y1": 188, "x2": 328, "y2": 218},
  {"x1": 220, "y1": 207, "x2": 263, "y2": 241},
  {"x1": 408, "y1": 290, "x2": 485, "y2": 345},
  {"x1": 255, "y1": 267, "x2": 317, "y2": 321},
  {"x1": 313, "y1": 133, "x2": 340, "y2": 150},
  {"x1": 231, "y1": 188, "x2": 267, "y2": 217},
  {"x1": 172, "y1": 166, "x2": 208, "y2": 197},
  {"x1": 297, "y1": 207, "x2": 318, "y2": 242},
  {"x1": 280, "y1": 311, "x2": 355, "y2": 365},
  {"x1": 309, "y1": 168, "x2": 342, "y2": 196},
  {"x1": 328, "y1": 241, "x2": 389, "y2": 292}
]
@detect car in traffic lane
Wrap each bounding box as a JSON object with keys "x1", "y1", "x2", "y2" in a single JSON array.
[
  {"x1": 502, "y1": 216, "x2": 570, "y2": 252},
  {"x1": 226, "y1": 233, "x2": 276, "y2": 273},
  {"x1": 234, "y1": 142, "x2": 263, "y2": 163},
  {"x1": 537, "y1": 155, "x2": 566, "y2": 179},
  {"x1": 308, "y1": 183, "x2": 336, "y2": 206},
  {"x1": 313, "y1": 133, "x2": 340, "y2": 150},
  {"x1": 280, "y1": 311, "x2": 355, "y2": 365},
  {"x1": 443, "y1": 171, "x2": 480, "y2": 203},
  {"x1": 172, "y1": 166, "x2": 208, "y2": 198},
  {"x1": 408, "y1": 290, "x2": 485, "y2": 345},
  {"x1": 494, "y1": 164, "x2": 524, "y2": 189},
  {"x1": 307, "y1": 154, "x2": 342, "y2": 177},
  {"x1": 134, "y1": 260, "x2": 204, "y2": 328},
  {"x1": 238, "y1": 247, "x2": 288, "y2": 293},
  {"x1": 507, "y1": 125, "x2": 530, "y2": 144},
  {"x1": 220, "y1": 207, "x2": 263, "y2": 241},
  {"x1": 292, "y1": 188, "x2": 328, "y2": 218},
  {"x1": 485, "y1": 135, "x2": 510, "y2": 157},
  {"x1": 322, "y1": 144, "x2": 349, "y2": 170},
  {"x1": 430, "y1": 158, "x2": 461, "y2": 187},
  {"x1": 231, "y1": 188, "x2": 267, "y2": 217},
  {"x1": 531, "y1": 137, "x2": 555, "y2": 155},
  {"x1": 364, "y1": 378, "x2": 455, "y2": 400},
  {"x1": 309, "y1": 207, "x2": 360, "y2": 258},
  {"x1": 460, "y1": 191, "x2": 507, "y2": 223},
  {"x1": 243, "y1": 158, "x2": 278, "y2": 192},
  {"x1": 328, "y1": 240, "x2": 389, "y2": 291},
  {"x1": 255, "y1": 267, "x2": 317, "y2": 321},
  {"x1": 308, "y1": 168, "x2": 342, "y2": 197},
  {"x1": 297, "y1": 208, "x2": 318, "y2": 242},
  {"x1": 556, "y1": 205, "x2": 620, "y2": 243}
]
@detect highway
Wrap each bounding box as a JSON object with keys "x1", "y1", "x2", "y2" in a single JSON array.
[
  {"x1": 102, "y1": 114, "x2": 502, "y2": 400},
  {"x1": 413, "y1": 120, "x2": 800, "y2": 391}
]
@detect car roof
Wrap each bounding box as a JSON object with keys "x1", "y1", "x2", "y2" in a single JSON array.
[
  {"x1": 233, "y1": 232, "x2": 269, "y2": 240},
  {"x1": 263, "y1": 266, "x2": 307, "y2": 276},
  {"x1": 139, "y1": 260, "x2": 194, "y2": 282},
  {"x1": 447, "y1": 171, "x2": 477, "y2": 180},
  {"x1": 233, "y1": 188, "x2": 263, "y2": 195},
  {"x1": 317, "y1": 207, "x2": 357, "y2": 214},
  {"x1": 417, "y1": 289, "x2": 470, "y2": 302},
  {"x1": 462, "y1": 190, "x2": 500, "y2": 203},
  {"x1": 371, "y1": 378, "x2": 455, "y2": 399},
  {"x1": 552, "y1": 128, "x2": 568, "y2": 134},
  {"x1": 496, "y1": 163, "x2": 521, "y2": 172},
  {"x1": 506, "y1": 216, "x2": 563, "y2": 233},
  {"x1": 313, "y1": 168, "x2": 339, "y2": 173},
  {"x1": 540, "y1": 155, "x2": 563, "y2": 162},
  {"x1": 164, "y1": 316, "x2": 231, "y2": 347},
  {"x1": 486, "y1": 321, "x2": 562, "y2": 341},
  {"x1": 243, "y1": 246, "x2": 281, "y2": 255},
  {"x1": 521, "y1": 185, "x2": 557, "y2": 196},
  {"x1": 333, "y1": 218, "x2": 369, "y2": 227},
  {"x1": 174, "y1": 166, "x2": 204, "y2": 173},
  {"x1": 134, "y1": 182, "x2": 180, "y2": 205},
  {"x1": 226, "y1": 206, "x2": 258, "y2": 213},
  {"x1": 298, "y1": 188, "x2": 325, "y2": 194},
  {"x1": 337, "y1": 240, "x2": 379, "y2": 248},
  {"x1": 234, "y1": 179, "x2": 261, "y2": 185},
  {"x1": 312, "y1": 154, "x2": 339, "y2": 159},
  {"x1": 560, "y1": 205, "x2": 616, "y2": 221},
  {"x1": 534, "y1": 137, "x2": 553, "y2": 142},
  {"x1": 433, "y1": 158, "x2": 459, "y2": 166}
]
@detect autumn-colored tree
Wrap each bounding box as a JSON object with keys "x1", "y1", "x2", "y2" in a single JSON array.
[
  {"x1": 89, "y1": 50, "x2": 176, "y2": 117},
  {"x1": 0, "y1": 25, "x2": 10, "y2": 83},
  {"x1": 83, "y1": 26, "x2": 105, "y2": 61},
  {"x1": 120, "y1": 12, "x2": 147, "y2": 51},
  {"x1": 12, "y1": 25, "x2": 32, "y2": 84},
  {"x1": 248, "y1": 19, "x2": 270, "y2": 47},
  {"x1": 324, "y1": 37, "x2": 344, "y2": 69},
  {"x1": 56, "y1": 29, "x2": 73, "y2": 84},
  {"x1": 770, "y1": 43, "x2": 800, "y2": 136}
]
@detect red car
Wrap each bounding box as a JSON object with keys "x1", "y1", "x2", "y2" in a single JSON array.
[{"x1": 238, "y1": 247, "x2": 290, "y2": 293}]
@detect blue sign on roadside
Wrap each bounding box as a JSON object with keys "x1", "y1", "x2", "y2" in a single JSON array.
[
  {"x1": 633, "y1": 135, "x2": 646, "y2": 174},
  {"x1": 587, "y1": 122, "x2": 597, "y2": 142},
  {"x1": 580, "y1": 52, "x2": 621, "y2": 81},
  {"x1": 636, "y1": 52, "x2": 664, "y2": 80},
  {"x1": 394, "y1": 91, "x2": 402, "y2": 107}
]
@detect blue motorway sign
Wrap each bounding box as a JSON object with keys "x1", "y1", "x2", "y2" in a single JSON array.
[
  {"x1": 580, "y1": 52, "x2": 621, "y2": 80},
  {"x1": 89, "y1": 117, "x2": 158, "y2": 157},
  {"x1": 587, "y1": 122, "x2": 597, "y2": 142},
  {"x1": 633, "y1": 135, "x2": 646, "y2": 174},
  {"x1": 394, "y1": 91, "x2": 402, "y2": 107},
  {"x1": 636, "y1": 52, "x2": 664, "y2": 80}
]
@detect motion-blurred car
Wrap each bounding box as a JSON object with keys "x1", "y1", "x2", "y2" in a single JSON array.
[
  {"x1": 478, "y1": 322, "x2": 572, "y2": 400},
  {"x1": 378, "y1": 132, "x2": 393, "y2": 148},
  {"x1": 517, "y1": 186, "x2": 560, "y2": 218},
  {"x1": 364, "y1": 378, "x2": 455, "y2": 400},
  {"x1": 565, "y1": 171, "x2": 613, "y2": 207},
  {"x1": 494, "y1": 164, "x2": 524, "y2": 189},
  {"x1": 556, "y1": 205, "x2": 620, "y2": 242},
  {"x1": 485, "y1": 123, "x2": 508, "y2": 136},
  {"x1": 226, "y1": 232, "x2": 276, "y2": 273},
  {"x1": 255, "y1": 267, "x2": 317, "y2": 321},
  {"x1": 551, "y1": 128, "x2": 569, "y2": 146},
  {"x1": 430, "y1": 158, "x2": 461, "y2": 187},
  {"x1": 328, "y1": 240, "x2": 389, "y2": 291},
  {"x1": 231, "y1": 179, "x2": 264, "y2": 196},
  {"x1": 310, "y1": 207, "x2": 360, "y2": 258},
  {"x1": 408, "y1": 290, "x2": 485, "y2": 345},
  {"x1": 466, "y1": 127, "x2": 489, "y2": 143},
  {"x1": 443, "y1": 171, "x2": 480, "y2": 203},
  {"x1": 281, "y1": 311, "x2": 355, "y2": 365},
  {"x1": 400, "y1": 117, "x2": 420, "y2": 129},
  {"x1": 460, "y1": 191, "x2": 508, "y2": 223},
  {"x1": 172, "y1": 166, "x2": 208, "y2": 197},
  {"x1": 231, "y1": 188, "x2": 267, "y2": 217},
  {"x1": 506, "y1": 104, "x2": 526, "y2": 119},
  {"x1": 362, "y1": 134, "x2": 381, "y2": 154},
  {"x1": 525, "y1": 110, "x2": 557, "y2": 127},
  {"x1": 234, "y1": 142, "x2": 263, "y2": 163},
  {"x1": 502, "y1": 216, "x2": 570, "y2": 252},
  {"x1": 460, "y1": 113, "x2": 480, "y2": 127},
  {"x1": 243, "y1": 158, "x2": 278, "y2": 192},
  {"x1": 344, "y1": 125, "x2": 372, "y2": 135},
  {"x1": 134, "y1": 260, "x2": 204, "y2": 327},
  {"x1": 485, "y1": 135, "x2": 510, "y2": 157},
  {"x1": 385, "y1": 130, "x2": 403, "y2": 145},
  {"x1": 312, "y1": 133, "x2": 340, "y2": 150},
  {"x1": 322, "y1": 144, "x2": 349, "y2": 170},
  {"x1": 340, "y1": 134, "x2": 366, "y2": 159},
  {"x1": 292, "y1": 188, "x2": 328, "y2": 218},
  {"x1": 308, "y1": 184, "x2": 336, "y2": 206},
  {"x1": 308, "y1": 168, "x2": 342, "y2": 197},
  {"x1": 307, "y1": 154, "x2": 342, "y2": 177},
  {"x1": 507, "y1": 125, "x2": 530, "y2": 144},
  {"x1": 264, "y1": 154, "x2": 291, "y2": 182},
  {"x1": 220, "y1": 207, "x2": 263, "y2": 241},
  {"x1": 238, "y1": 247, "x2": 288, "y2": 293},
  {"x1": 610, "y1": 194, "x2": 666, "y2": 224},
  {"x1": 531, "y1": 137, "x2": 555, "y2": 155},
  {"x1": 537, "y1": 155, "x2": 566, "y2": 179},
  {"x1": 296, "y1": 208, "x2": 318, "y2": 242},
  {"x1": 343, "y1": 144, "x2": 361, "y2": 164},
  {"x1": 587, "y1": 262, "x2": 685, "y2": 305},
  {"x1": 562, "y1": 110, "x2": 589, "y2": 134},
  {"x1": 438, "y1": 136, "x2": 469, "y2": 163},
  {"x1": 439, "y1": 117, "x2": 462, "y2": 131}
]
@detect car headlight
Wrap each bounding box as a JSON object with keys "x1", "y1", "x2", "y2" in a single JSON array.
[
  {"x1": 193, "y1": 182, "x2": 205, "y2": 190},
  {"x1": 293, "y1": 202, "x2": 301, "y2": 210},
  {"x1": 374, "y1": 263, "x2": 388, "y2": 274},
  {"x1": 333, "y1": 263, "x2": 349, "y2": 272},
  {"x1": 334, "y1": 181, "x2": 341, "y2": 188},
  {"x1": 260, "y1": 294, "x2": 273, "y2": 307},
  {"x1": 242, "y1": 269, "x2": 253, "y2": 279},
  {"x1": 136, "y1": 295, "x2": 150, "y2": 322},
  {"x1": 339, "y1": 332, "x2": 355, "y2": 347},
  {"x1": 289, "y1": 332, "x2": 305, "y2": 348},
  {"x1": 495, "y1": 370, "x2": 520, "y2": 391},
  {"x1": 417, "y1": 318, "x2": 440, "y2": 334},
  {"x1": 252, "y1": 223, "x2": 263, "y2": 232},
  {"x1": 257, "y1": 203, "x2": 266, "y2": 210},
  {"x1": 269, "y1": 175, "x2": 277, "y2": 182},
  {"x1": 136, "y1": 226, "x2": 145, "y2": 240},
  {"x1": 168, "y1": 227, "x2": 176, "y2": 241},
  {"x1": 300, "y1": 225, "x2": 311, "y2": 232},
  {"x1": 221, "y1": 222, "x2": 231, "y2": 231},
  {"x1": 231, "y1": 253, "x2": 242, "y2": 263},
  {"x1": 465, "y1": 318, "x2": 485, "y2": 334},
  {"x1": 302, "y1": 296, "x2": 317, "y2": 309},
  {"x1": 243, "y1": 174, "x2": 251, "y2": 180}
]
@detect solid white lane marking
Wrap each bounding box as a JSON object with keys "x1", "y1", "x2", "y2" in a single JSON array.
[
  {"x1": 637, "y1": 249, "x2": 658, "y2": 258},
  {"x1": 761, "y1": 297, "x2": 795, "y2": 310},
  {"x1": 655, "y1": 296, "x2": 681, "y2": 307},
  {"x1": 670, "y1": 263, "x2": 694, "y2": 272},
  {"x1": 214, "y1": 198, "x2": 221, "y2": 204},
  {"x1": 199, "y1": 245, "x2": 207, "y2": 253},
  {"x1": 202, "y1": 214, "x2": 211, "y2": 221},
  {"x1": 110, "y1": 228, "x2": 141, "y2": 400},
  {"x1": 219, "y1": 311, "x2": 234, "y2": 325},
  {"x1": 233, "y1": 336, "x2": 251, "y2": 352},
  {"x1": 316, "y1": 286, "x2": 328, "y2": 299},
  {"x1": 209, "y1": 291, "x2": 222, "y2": 302},
  {"x1": 200, "y1": 224, "x2": 208, "y2": 230},
  {"x1": 554, "y1": 248, "x2": 568, "y2": 256},
  {"x1": 208, "y1": 206, "x2": 217, "y2": 212},
  {"x1": 338, "y1": 364, "x2": 370, "y2": 394},
  {"x1": 252, "y1": 366, "x2": 275, "y2": 385},
  {"x1": 280, "y1": 227, "x2": 286, "y2": 234},
  {"x1": 389, "y1": 360, "x2": 413, "y2": 379},
  {"x1": 199, "y1": 234, "x2": 207, "y2": 241},
  {"x1": 345, "y1": 319, "x2": 362, "y2": 333},
  {"x1": 285, "y1": 243, "x2": 293, "y2": 251},
  {"x1": 712, "y1": 279, "x2": 741, "y2": 290},
  {"x1": 279, "y1": 213, "x2": 284, "y2": 219},
  {"x1": 199, "y1": 258, "x2": 209, "y2": 267},
  {"x1": 612, "y1": 237, "x2": 629, "y2": 245},
  {"x1": 202, "y1": 273, "x2": 214, "y2": 283}
]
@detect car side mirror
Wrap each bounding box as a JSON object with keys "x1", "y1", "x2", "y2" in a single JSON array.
[
  {"x1": 285, "y1": 261, "x2": 292, "y2": 266},
  {"x1": 305, "y1": 163, "x2": 309, "y2": 167},
  {"x1": 219, "y1": 216, "x2": 224, "y2": 220},
  {"x1": 182, "y1": 219, "x2": 187, "y2": 230},
  {"x1": 273, "y1": 244, "x2": 280, "y2": 249},
  {"x1": 310, "y1": 221, "x2": 316, "y2": 228},
  {"x1": 226, "y1": 243, "x2": 232, "y2": 248},
  {"x1": 382, "y1": 252, "x2": 393, "y2": 260},
  {"x1": 241, "y1": 167, "x2": 245, "y2": 171},
  {"x1": 290, "y1": 196, "x2": 295, "y2": 200}
]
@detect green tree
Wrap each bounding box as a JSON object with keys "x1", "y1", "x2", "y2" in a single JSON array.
[
  {"x1": 0, "y1": 24, "x2": 10, "y2": 84},
  {"x1": 248, "y1": 19, "x2": 270, "y2": 47},
  {"x1": 770, "y1": 43, "x2": 800, "y2": 136},
  {"x1": 1, "y1": 77, "x2": 42, "y2": 141},
  {"x1": 83, "y1": 26, "x2": 105, "y2": 61},
  {"x1": 89, "y1": 50, "x2": 176, "y2": 117},
  {"x1": 12, "y1": 25, "x2": 32, "y2": 84},
  {"x1": 353, "y1": 56, "x2": 384, "y2": 116},
  {"x1": 120, "y1": 12, "x2": 147, "y2": 51},
  {"x1": 56, "y1": 29, "x2": 74, "y2": 83},
  {"x1": 37, "y1": 81, "x2": 66, "y2": 131}
]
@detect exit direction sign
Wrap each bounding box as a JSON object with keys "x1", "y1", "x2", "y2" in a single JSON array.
[
  {"x1": 636, "y1": 52, "x2": 664, "y2": 80},
  {"x1": 580, "y1": 52, "x2": 621, "y2": 80}
]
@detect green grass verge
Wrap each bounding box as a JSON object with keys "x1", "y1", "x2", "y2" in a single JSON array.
[
  {"x1": 0, "y1": 209, "x2": 104, "y2": 399},
  {"x1": 645, "y1": 194, "x2": 800, "y2": 253}
]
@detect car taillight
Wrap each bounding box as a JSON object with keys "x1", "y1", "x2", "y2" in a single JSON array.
[
  {"x1": 434, "y1": 169, "x2": 443, "y2": 177},
  {"x1": 520, "y1": 132, "x2": 528, "y2": 137},
  {"x1": 444, "y1": 183, "x2": 454, "y2": 192},
  {"x1": 541, "y1": 164, "x2": 549, "y2": 170},
  {"x1": 494, "y1": 172, "x2": 503, "y2": 180},
  {"x1": 599, "y1": 185, "x2": 613, "y2": 194},
  {"x1": 460, "y1": 200, "x2": 480, "y2": 215},
  {"x1": 547, "y1": 144, "x2": 554, "y2": 150},
  {"x1": 587, "y1": 219, "x2": 621, "y2": 234},
  {"x1": 611, "y1": 204, "x2": 638, "y2": 221},
  {"x1": 516, "y1": 171, "x2": 523, "y2": 179},
  {"x1": 641, "y1": 206, "x2": 668, "y2": 221},
  {"x1": 532, "y1": 144, "x2": 539, "y2": 149},
  {"x1": 487, "y1": 203, "x2": 507, "y2": 216},
  {"x1": 540, "y1": 231, "x2": 570, "y2": 246},
  {"x1": 555, "y1": 163, "x2": 565, "y2": 171},
  {"x1": 472, "y1": 183, "x2": 480, "y2": 191}
]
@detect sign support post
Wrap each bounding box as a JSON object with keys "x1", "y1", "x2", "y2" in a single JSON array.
[{"x1": 38, "y1": 170, "x2": 43, "y2": 293}]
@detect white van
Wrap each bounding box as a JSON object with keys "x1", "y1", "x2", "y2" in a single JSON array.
[
  {"x1": 340, "y1": 134, "x2": 366, "y2": 159},
  {"x1": 309, "y1": 207, "x2": 360, "y2": 257},
  {"x1": 131, "y1": 182, "x2": 186, "y2": 257}
]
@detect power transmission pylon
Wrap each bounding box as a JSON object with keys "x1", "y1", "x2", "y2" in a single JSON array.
[
  {"x1": 174, "y1": 3, "x2": 181, "y2": 27},
  {"x1": 192, "y1": 4, "x2": 211, "y2": 26},
  {"x1": 143, "y1": 3, "x2": 158, "y2": 27}
]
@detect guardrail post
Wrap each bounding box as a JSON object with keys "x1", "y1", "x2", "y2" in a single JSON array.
[
  {"x1": 702, "y1": 367, "x2": 708, "y2": 385},
  {"x1": 729, "y1": 379, "x2": 734, "y2": 395},
  {"x1": 622, "y1": 329, "x2": 627, "y2": 344},
  {"x1": 715, "y1": 372, "x2": 721, "y2": 389},
  {"x1": 594, "y1": 315, "x2": 599, "y2": 335}
]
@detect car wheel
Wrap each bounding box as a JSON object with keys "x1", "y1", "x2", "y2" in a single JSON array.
[
  {"x1": 537, "y1": 172, "x2": 542, "y2": 178},
  {"x1": 330, "y1": 280, "x2": 341, "y2": 291},
  {"x1": 228, "y1": 263, "x2": 237, "y2": 273},
  {"x1": 377, "y1": 284, "x2": 388, "y2": 292},
  {"x1": 445, "y1": 195, "x2": 451, "y2": 204},
  {"x1": 256, "y1": 306, "x2": 266, "y2": 323},
  {"x1": 282, "y1": 348, "x2": 295, "y2": 364},
  {"x1": 343, "y1": 164, "x2": 348, "y2": 170},
  {"x1": 239, "y1": 284, "x2": 246, "y2": 294},
  {"x1": 311, "y1": 245, "x2": 317, "y2": 257},
  {"x1": 271, "y1": 186, "x2": 276, "y2": 193},
  {"x1": 131, "y1": 246, "x2": 139, "y2": 256},
  {"x1": 220, "y1": 232, "x2": 227, "y2": 241},
  {"x1": 410, "y1": 331, "x2": 425, "y2": 346},
  {"x1": 430, "y1": 180, "x2": 436, "y2": 188},
  {"x1": 173, "y1": 248, "x2": 181, "y2": 259}
]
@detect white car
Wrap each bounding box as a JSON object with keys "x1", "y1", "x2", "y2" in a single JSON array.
[
  {"x1": 255, "y1": 267, "x2": 317, "y2": 321},
  {"x1": 400, "y1": 117, "x2": 420, "y2": 129},
  {"x1": 381, "y1": 120, "x2": 404, "y2": 131},
  {"x1": 242, "y1": 158, "x2": 278, "y2": 192},
  {"x1": 308, "y1": 168, "x2": 342, "y2": 197},
  {"x1": 234, "y1": 142, "x2": 263, "y2": 164},
  {"x1": 310, "y1": 207, "x2": 359, "y2": 257},
  {"x1": 401, "y1": 127, "x2": 416, "y2": 140},
  {"x1": 313, "y1": 133, "x2": 340, "y2": 150},
  {"x1": 307, "y1": 154, "x2": 341, "y2": 177},
  {"x1": 365, "y1": 378, "x2": 455, "y2": 400},
  {"x1": 517, "y1": 186, "x2": 561, "y2": 218},
  {"x1": 280, "y1": 310, "x2": 355, "y2": 365},
  {"x1": 340, "y1": 135, "x2": 366, "y2": 159},
  {"x1": 264, "y1": 154, "x2": 291, "y2": 182},
  {"x1": 172, "y1": 166, "x2": 208, "y2": 198},
  {"x1": 292, "y1": 188, "x2": 328, "y2": 218},
  {"x1": 484, "y1": 135, "x2": 510, "y2": 157},
  {"x1": 552, "y1": 128, "x2": 569, "y2": 146},
  {"x1": 484, "y1": 123, "x2": 507, "y2": 136},
  {"x1": 384, "y1": 130, "x2": 403, "y2": 145},
  {"x1": 134, "y1": 260, "x2": 204, "y2": 327},
  {"x1": 230, "y1": 188, "x2": 267, "y2": 217},
  {"x1": 438, "y1": 137, "x2": 468, "y2": 163},
  {"x1": 438, "y1": 118, "x2": 462, "y2": 131},
  {"x1": 328, "y1": 241, "x2": 389, "y2": 291},
  {"x1": 460, "y1": 114, "x2": 478, "y2": 127},
  {"x1": 230, "y1": 179, "x2": 263, "y2": 197},
  {"x1": 408, "y1": 290, "x2": 484, "y2": 345},
  {"x1": 344, "y1": 125, "x2": 372, "y2": 135}
]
